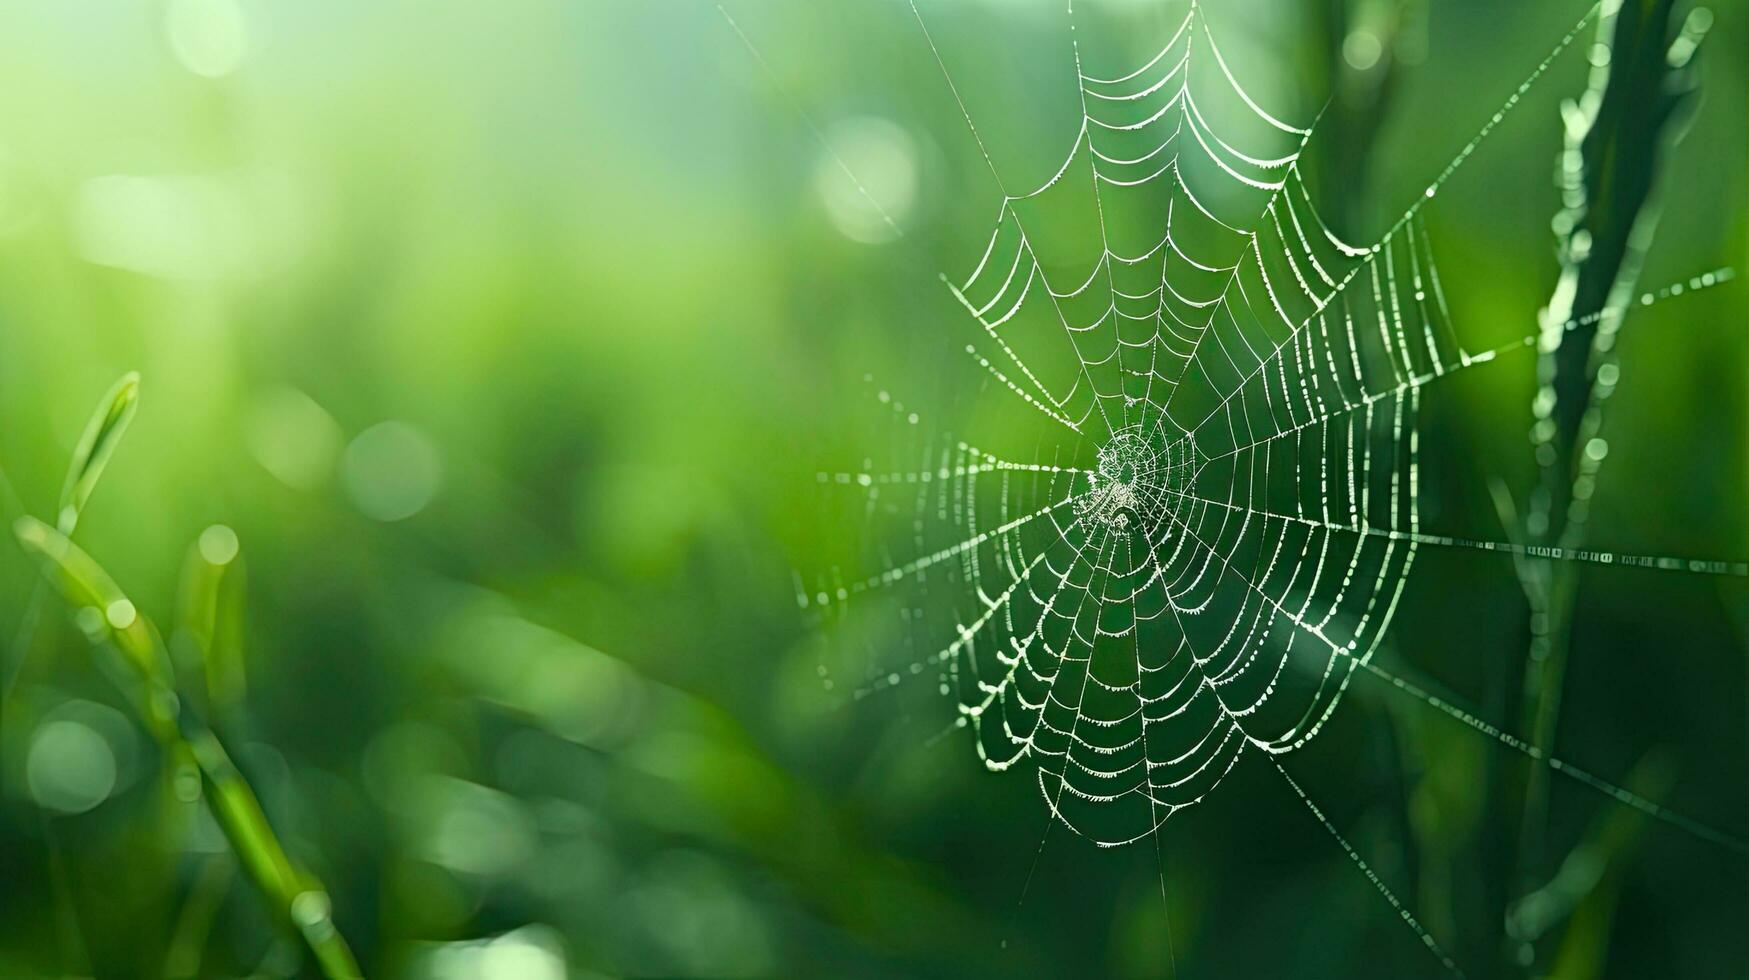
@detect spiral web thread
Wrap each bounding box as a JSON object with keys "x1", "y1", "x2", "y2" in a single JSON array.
[{"x1": 725, "y1": 1, "x2": 1746, "y2": 974}]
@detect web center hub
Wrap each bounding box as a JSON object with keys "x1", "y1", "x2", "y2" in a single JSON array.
[{"x1": 1077, "y1": 423, "x2": 1191, "y2": 534}]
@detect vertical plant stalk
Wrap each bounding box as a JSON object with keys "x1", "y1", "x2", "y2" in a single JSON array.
[
  {"x1": 1312, "y1": 0, "x2": 1436, "y2": 936},
  {"x1": 164, "y1": 855, "x2": 235, "y2": 978},
  {"x1": 1310, "y1": 0, "x2": 1420, "y2": 235},
  {"x1": 1507, "y1": 0, "x2": 1707, "y2": 969}
]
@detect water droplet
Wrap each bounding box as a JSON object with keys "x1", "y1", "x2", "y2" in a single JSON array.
[
  {"x1": 342, "y1": 421, "x2": 442, "y2": 522},
  {"x1": 198, "y1": 524, "x2": 240, "y2": 565}
]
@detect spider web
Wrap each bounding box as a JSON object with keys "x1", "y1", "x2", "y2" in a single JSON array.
[{"x1": 727, "y1": 0, "x2": 1745, "y2": 974}]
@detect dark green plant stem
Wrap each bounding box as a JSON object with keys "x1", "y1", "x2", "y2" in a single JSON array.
[
  {"x1": 164, "y1": 854, "x2": 234, "y2": 979},
  {"x1": 1503, "y1": 1, "x2": 1706, "y2": 973},
  {"x1": 1311, "y1": 0, "x2": 1429, "y2": 935},
  {"x1": 1309, "y1": 0, "x2": 1415, "y2": 236},
  {"x1": 41, "y1": 810, "x2": 92, "y2": 976},
  {"x1": 1, "y1": 463, "x2": 49, "y2": 795}
]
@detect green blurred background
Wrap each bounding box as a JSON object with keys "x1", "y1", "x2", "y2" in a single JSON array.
[{"x1": 0, "y1": 0, "x2": 1746, "y2": 977}]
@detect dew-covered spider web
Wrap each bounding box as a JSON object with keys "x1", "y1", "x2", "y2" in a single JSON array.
[{"x1": 725, "y1": 0, "x2": 1746, "y2": 974}]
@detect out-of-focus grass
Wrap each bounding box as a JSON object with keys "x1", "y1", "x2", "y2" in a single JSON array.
[
  {"x1": 12, "y1": 376, "x2": 359, "y2": 978},
  {"x1": 0, "y1": 1, "x2": 1744, "y2": 977}
]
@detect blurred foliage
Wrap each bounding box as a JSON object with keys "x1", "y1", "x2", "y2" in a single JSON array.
[{"x1": 0, "y1": 0, "x2": 1746, "y2": 978}]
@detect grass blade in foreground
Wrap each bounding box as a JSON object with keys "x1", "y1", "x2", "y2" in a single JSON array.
[
  {"x1": 15, "y1": 517, "x2": 361, "y2": 978},
  {"x1": 16, "y1": 465, "x2": 361, "y2": 975}
]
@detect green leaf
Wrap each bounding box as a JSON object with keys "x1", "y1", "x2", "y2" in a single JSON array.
[
  {"x1": 175, "y1": 524, "x2": 248, "y2": 715},
  {"x1": 57, "y1": 371, "x2": 140, "y2": 534}
]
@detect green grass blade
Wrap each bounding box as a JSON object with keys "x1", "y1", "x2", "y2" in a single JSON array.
[
  {"x1": 57, "y1": 371, "x2": 140, "y2": 534},
  {"x1": 13, "y1": 514, "x2": 360, "y2": 978},
  {"x1": 14, "y1": 516, "x2": 175, "y2": 707},
  {"x1": 175, "y1": 525, "x2": 248, "y2": 717}
]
